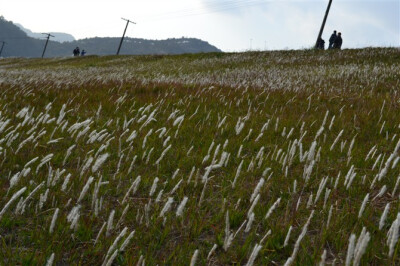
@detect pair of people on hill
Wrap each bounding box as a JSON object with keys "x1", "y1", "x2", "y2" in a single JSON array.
[
  {"x1": 316, "y1": 30, "x2": 343, "y2": 50},
  {"x1": 73, "y1": 47, "x2": 86, "y2": 56},
  {"x1": 328, "y1": 30, "x2": 343, "y2": 49}
]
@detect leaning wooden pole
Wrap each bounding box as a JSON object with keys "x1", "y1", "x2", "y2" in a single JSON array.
[
  {"x1": 0, "y1": 42, "x2": 5, "y2": 57},
  {"x1": 41, "y1": 33, "x2": 54, "y2": 58},
  {"x1": 315, "y1": 0, "x2": 333, "y2": 49},
  {"x1": 117, "y1": 18, "x2": 136, "y2": 55}
]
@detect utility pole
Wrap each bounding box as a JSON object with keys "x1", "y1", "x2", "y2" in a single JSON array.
[
  {"x1": 41, "y1": 33, "x2": 54, "y2": 58},
  {"x1": 117, "y1": 18, "x2": 136, "y2": 55},
  {"x1": 315, "y1": 0, "x2": 333, "y2": 49},
  {"x1": 0, "y1": 41, "x2": 6, "y2": 57}
]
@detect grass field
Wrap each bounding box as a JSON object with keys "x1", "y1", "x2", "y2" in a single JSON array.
[{"x1": 0, "y1": 48, "x2": 400, "y2": 265}]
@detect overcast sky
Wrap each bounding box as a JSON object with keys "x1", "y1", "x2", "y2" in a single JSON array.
[{"x1": 2, "y1": 0, "x2": 399, "y2": 51}]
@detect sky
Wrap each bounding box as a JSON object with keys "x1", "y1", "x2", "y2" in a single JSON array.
[{"x1": 1, "y1": 0, "x2": 399, "y2": 51}]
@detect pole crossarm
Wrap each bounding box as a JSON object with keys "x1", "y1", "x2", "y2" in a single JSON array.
[
  {"x1": 42, "y1": 33, "x2": 55, "y2": 38},
  {"x1": 122, "y1": 18, "x2": 136, "y2": 25}
]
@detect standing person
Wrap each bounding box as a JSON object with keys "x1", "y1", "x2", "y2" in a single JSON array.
[
  {"x1": 328, "y1": 30, "x2": 337, "y2": 49},
  {"x1": 73, "y1": 47, "x2": 80, "y2": 56},
  {"x1": 333, "y1": 32, "x2": 343, "y2": 49},
  {"x1": 80, "y1": 49, "x2": 86, "y2": 56}
]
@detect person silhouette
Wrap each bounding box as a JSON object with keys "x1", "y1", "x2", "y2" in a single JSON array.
[
  {"x1": 333, "y1": 32, "x2": 343, "y2": 49},
  {"x1": 73, "y1": 47, "x2": 80, "y2": 56},
  {"x1": 328, "y1": 30, "x2": 337, "y2": 49}
]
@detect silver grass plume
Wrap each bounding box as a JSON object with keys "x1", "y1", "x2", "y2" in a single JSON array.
[
  {"x1": 207, "y1": 244, "x2": 218, "y2": 260},
  {"x1": 353, "y1": 227, "x2": 370, "y2": 266},
  {"x1": 265, "y1": 197, "x2": 281, "y2": 219},
  {"x1": 149, "y1": 177, "x2": 159, "y2": 197},
  {"x1": 176, "y1": 196, "x2": 188, "y2": 217},
  {"x1": 223, "y1": 211, "x2": 234, "y2": 251},
  {"x1": 92, "y1": 153, "x2": 109, "y2": 173},
  {"x1": 94, "y1": 222, "x2": 107, "y2": 246},
  {"x1": 49, "y1": 208, "x2": 59, "y2": 234},
  {"x1": 46, "y1": 253, "x2": 55, "y2": 266},
  {"x1": 345, "y1": 234, "x2": 356, "y2": 266},
  {"x1": 387, "y1": 213, "x2": 400, "y2": 257},
  {"x1": 284, "y1": 210, "x2": 314, "y2": 266},
  {"x1": 122, "y1": 176, "x2": 141, "y2": 204},
  {"x1": 0, "y1": 187, "x2": 27, "y2": 221},
  {"x1": 17, "y1": 182, "x2": 44, "y2": 214},
  {"x1": 120, "y1": 230, "x2": 135, "y2": 252},
  {"x1": 245, "y1": 243, "x2": 262, "y2": 266},
  {"x1": 232, "y1": 160, "x2": 243, "y2": 188},
  {"x1": 77, "y1": 176, "x2": 94, "y2": 203},
  {"x1": 284, "y1": 226, "x2": 293, "y2": 247},
  {"x1": 106, "y1": 210, "x2": 115, "y2": 237},
  {"x1": 155, "y1": 144, "x2": 172, "y2": 166},
  {"x1": 247, "y1": 194, "x2": 260, "y2": 218},
  {"x1": 358, "y1": 193, "x2": 369, "y2": 218},
  {"x1": 379, "y1": 203, "x2": 391, "y2": 230},
  {"x1": 103, "y1": 227, "x2": 128, "y2": 265},
  {"x1": 159, "y1": 197, "x2": 174, "y2": 217},
  {"x1": 189, "y1": 249, "x2": 199, "y2": 266}
]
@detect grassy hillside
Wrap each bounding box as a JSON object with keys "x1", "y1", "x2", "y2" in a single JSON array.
[{"x1": 0, "y1": 48, "x2": 400, "y2": 265}]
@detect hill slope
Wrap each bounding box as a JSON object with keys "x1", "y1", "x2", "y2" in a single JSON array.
[{"x1": 0, "y1": 49, "x2": 400, "y2": 265}]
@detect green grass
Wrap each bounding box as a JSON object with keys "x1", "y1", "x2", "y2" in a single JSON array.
[{"x1": 0, "y1": 48, "x2": 400, "y2": 264}]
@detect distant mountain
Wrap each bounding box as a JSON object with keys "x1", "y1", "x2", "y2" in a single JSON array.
[
  {"x1": 15, "y1": 23, "x2": 76, "y2": 43},
  {"x1": 0, "y1": 16, "x2": 221, "y2": 58},
  {"x1": 0, "y1": 16, "x2": 44, "y2": 57}
]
